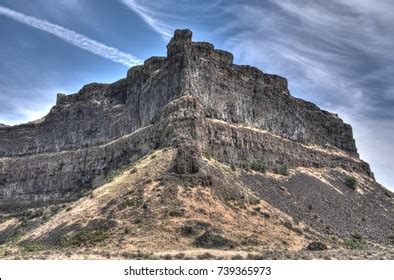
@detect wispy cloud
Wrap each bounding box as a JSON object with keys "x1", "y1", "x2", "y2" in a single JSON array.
[
  {"x1": 120, "y1": 0, "x2": 174, "y2": 39},
  {"x1": 120, "y1": 0, "x2": 222, "y2": 39},
  {"x1": 0, "y1": 5, "x2": 141, "y2": 66}
]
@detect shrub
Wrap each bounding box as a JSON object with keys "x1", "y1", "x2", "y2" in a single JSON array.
[
  {"x1": 345, "y1": 176, "x2": 357, "y2": 190},
  {"x1": 196, "y1": 252, "x2": 215, "y2": 259},
  {"x1": 239, "y1": 163, "x2": 250, "y2": 170},
  {"x1": 343, "y1": 234, "x2": 366, "y2": 250},
  {"x1": 194, "y1": 231, "x2": 235, "y2": 249},
  {"x1": 174, "y1": 253, "x2": 185, "y2": 259},
  {"x1": 250, "y1": 161, "x2": 267, "y2": 173},
  {"x1": 179, "y1": 225, "x2": 195, "y2": 236},
  {"x1": 306, "y1": 241, "x2": 327, "y2": 251},
  {"x1": 261, "y1": 212, "x2": 271, "y2": 219},
  {"x1": 274, "y1": 164, "x2": 289, "y2": 176},
  {"x1": 249, "y1": 197, "x2": 260, "y2": 205},
  {"x1": 162, "y1": 254, "x2": 173, "y2": 260},
  {"x1": 125, "y1": 199, "x2": 136, "y2": 207},
  {"x1": 343, "y1": 238, "x2": 366, "y2": 250},
  {"x1": 230, "y1": 164, "x2": 236, "y2": 171}
]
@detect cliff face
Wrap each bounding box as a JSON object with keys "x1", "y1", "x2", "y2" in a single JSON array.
[{"x1": 0, "y1": 29, "x2": 374, "y2": 210}]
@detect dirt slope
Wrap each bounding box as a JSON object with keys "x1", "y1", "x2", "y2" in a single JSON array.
[{"x1": 0, "y1": 148, "x2": 392, "y2": 259}]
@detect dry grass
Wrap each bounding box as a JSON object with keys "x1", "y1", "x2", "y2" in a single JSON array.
[{"x1": 1, "y1": 147, "x2": 391, "y2": 260}]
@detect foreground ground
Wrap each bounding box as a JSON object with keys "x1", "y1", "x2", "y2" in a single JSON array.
[{"x1": 0, "y1": 148, "x2": 393, "y2": 260}]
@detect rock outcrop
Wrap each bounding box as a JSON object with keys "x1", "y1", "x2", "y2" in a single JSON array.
[
  {"x1": 0, "y1": 29, "x2": 378, "y2": 209},
  {"x1": 0, "y1": 29, "x2": 392, "y2": 252}
]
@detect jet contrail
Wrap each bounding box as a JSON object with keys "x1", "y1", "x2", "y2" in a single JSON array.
[{"x1": 0, "y1": 5, "x2": 141, "y2": 67}]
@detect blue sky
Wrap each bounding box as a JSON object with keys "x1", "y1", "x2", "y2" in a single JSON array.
[{"x1": 0, "y1": 0, "x2": 393, "y2": 190}]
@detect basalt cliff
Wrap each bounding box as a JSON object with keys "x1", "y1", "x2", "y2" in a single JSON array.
[{"x1": 0, "y1": 30, "x2": 392, "y2": 259}]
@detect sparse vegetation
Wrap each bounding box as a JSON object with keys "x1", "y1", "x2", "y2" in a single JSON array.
[
  {"x1": 343, "y1": 239, "x2": 366, "y2": 250},
  {"x1": 121, "y1": 251, "x2": 150, "y2": 259},
  {"x1": 105, "y1": 160, "x2": 137, "y2": 183},
  {"x1": 125, "y1": 199, "x2": 136, "y2": 207},
  {"x1": 0, "y1": 246, "x2": 8, "y2": 257},
  {"x1": 174, "y1": 253, "x2": 185, "y2": 259},
  {"x1": 23, "y1": 243, "x2": 51, "y2": 252},
  {"x1": 239, "y1": 161, "x2": 267, "y2": 173},
  {"x1": 194, "y1": 231, "x2": 235, "y2": 249},
  {"x1": 196, "y1": 252, "x2": 215, "y2": 259},
  {"x1": 61, "y1": 229, "x2": 109, "y2": 247},
  {"x1": 5, "y1": 230, "x2": 24, "y2": 244},
  {"x1": 273, "y1": 163, "x2": 289, "y2": 176},
  {"x1": 345, "y1": 176, "x2": 357, "y2": 190},
  {"x1": 306, "y1": 241, "x2": 327, "y2": 251},
  {"x1": 162, "y1": 254, "x2": 172, "y2": 260},
  {"x1": 239, "y1": 163, "x2": 250, "y2": 170},
  {"x1": 250, "y1": 161, "x2": 267, "y2": 173},
  {"x1": 343, "y1": 234, "x2": 367, "y2": 250},
  {"x1": 179, "y1": 225, "x2": 195, "y2": 236},
  {"x1": 249, "y1": 197, "x2": 260, "y2": 205}
]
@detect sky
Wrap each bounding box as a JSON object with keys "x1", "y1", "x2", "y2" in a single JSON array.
[{"x1": 0, "y1": 0, "x2": 393, "y2": 190}]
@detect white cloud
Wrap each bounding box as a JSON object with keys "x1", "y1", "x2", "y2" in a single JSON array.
[
  {"x1": 120, "y1": 0, "x2": 174, "y2": 39},
  {"x1": 119, "y1": 0, "x2": 223, "y2": 39},
  {"x1": 0, "y1": 5, "x2": 141, "y2": 67}
]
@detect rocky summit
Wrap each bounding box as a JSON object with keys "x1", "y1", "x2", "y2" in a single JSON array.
[{"x1": 0, "y1": 29, "x2": 392, "y2": 260}]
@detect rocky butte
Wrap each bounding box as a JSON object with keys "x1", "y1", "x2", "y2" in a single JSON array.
[{"x1": 0, "y1": 29, "x2": 392, "y2": 258}]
